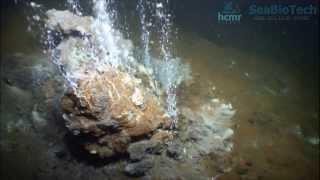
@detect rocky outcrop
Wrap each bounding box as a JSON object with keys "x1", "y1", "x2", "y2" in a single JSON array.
[
  {"x1": 46, "y1": 9, "x2": 172, "y2": 159},
  {"x1": 61, "y1": 68, "x2": 172, "y2": 157},
  {"x1": 46, "y1": 9, "x2": 93, "y2": 35},
  {"x1": 44, "y1": 9, "x2": 237, "y2": 178},
  {"x1": 180, "y1": 101, "x2": 236, "y2": 158}
]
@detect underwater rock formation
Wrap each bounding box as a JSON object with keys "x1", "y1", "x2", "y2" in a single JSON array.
[
  {"x1": 46, "y1": 9, "x2": 93, "y2": 35},
  {"x1": 60, "y1": 69, "x2": 172, "y2": 157},
  {"x1": 44, "y1": 10, "x2": 236, "y2": 179},
  {"x1": 181, "y1": 101, "x2": 236, "y2": 157},
  {"x1": 46, "y1": 10, "x2": 172, "y2": 158}
]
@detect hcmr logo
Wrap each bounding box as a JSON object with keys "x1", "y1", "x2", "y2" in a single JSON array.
[{"x1": 218, "y1": 1, "x2": 242, "y2": 23}]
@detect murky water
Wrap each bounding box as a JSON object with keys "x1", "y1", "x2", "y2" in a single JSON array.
[{"x1": 1, "y1": 1, "x2": 319, "y2": 180}]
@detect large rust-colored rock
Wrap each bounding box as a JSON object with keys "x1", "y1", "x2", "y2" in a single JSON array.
[
  {"x1": 61, "y1": 68, "x2": 171, "y2": 157},
  {"x1": 45, "y1": 9, "x2": 173, "y2": 158}
]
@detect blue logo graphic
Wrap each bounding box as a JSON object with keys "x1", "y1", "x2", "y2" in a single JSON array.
[
  {"x1": 248, "y1": 3, "x2": 317, "y2": 21},
  {"x1": 218, "y1": 1, "x2": 242, "y2": 23}
]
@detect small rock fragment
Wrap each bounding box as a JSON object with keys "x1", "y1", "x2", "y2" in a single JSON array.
[
  {"x1": 124, "y1": 157, "x2": 154, "y2": 177},
  {"x1": 127, "y1": 140, "x2": 160, "y2": 161},
  {"x1": 167, "y1": 142, "x2": 182, "y2": 160}
]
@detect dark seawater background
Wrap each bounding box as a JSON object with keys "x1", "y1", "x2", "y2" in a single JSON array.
[{"x1": 1, "y1": 0, "x2": 319, "y2": 180}]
